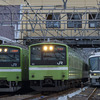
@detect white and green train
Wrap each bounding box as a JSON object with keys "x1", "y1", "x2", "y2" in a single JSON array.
[
  {"x1": 0, "y1": 44, "x2": 28, "y2": 92},
  {"x1": 89, "y1": 52, "x2": 100, "y2": 86},
  {"x1": 29, "y1": 42, "x2": 89, "y2": 91}
]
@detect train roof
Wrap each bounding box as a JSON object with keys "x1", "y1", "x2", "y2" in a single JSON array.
[
  {"x1": 0, "y1": 43, "x2": 28, "y2": 49},
  {"x1": 29, "y1": 42, "x2": 67, "y2": 47},
  {"x1": 89, "y1": 52, "x2": 100, "y2": 58}
]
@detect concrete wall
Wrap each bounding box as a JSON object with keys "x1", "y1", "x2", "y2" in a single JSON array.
[
  {"x1": 0, "y1": 5, "x2": 20, "y2": 40},
  {"x1": 0, "y1": 0, "x2": 98, "y2": 7}
]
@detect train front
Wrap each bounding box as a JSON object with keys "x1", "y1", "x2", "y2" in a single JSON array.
[
  {"x1": 29, "y1": 43, "x2": 68, "y2": 91},
  {"x1": 89, "y1": 52, "x2": 100, "y2": 86},
  {"x1": 0, "y1": 45, "x2": 22, "y2": 92}
]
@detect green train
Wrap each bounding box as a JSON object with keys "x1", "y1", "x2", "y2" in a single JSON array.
[
  {"x1": 29, "y1": 42, "x2": 89, "y2": 91},
  {"x1": 0, "y1": 44, "x2": 28, "y2": 92}
]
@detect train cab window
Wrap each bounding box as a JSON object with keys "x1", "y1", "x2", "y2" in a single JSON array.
[
  {"x1": 31, "y1": 45, "x2": 66, "y2": 65},
  {"x1": 31, "y1": 46, "x2": 41, "y2": 60},
  {"x1": 0, "y1": 47, "x2": 20, "y2": 67},
  {"x1": 89, "y1": 57, "x2": 100, "y2": 70}
]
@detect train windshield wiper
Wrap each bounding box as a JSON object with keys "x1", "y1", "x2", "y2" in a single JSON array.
[
  {"x1": 6, "y1": 54, "x2": 16, "y2": 60},
  {"x1": 54, "y1": 52, "x2": 65, "y2": 60}
]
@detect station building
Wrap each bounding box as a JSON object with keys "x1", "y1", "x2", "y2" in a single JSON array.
[{"x1": 0, "y1": 0, "x2": 99, "y2": 45}]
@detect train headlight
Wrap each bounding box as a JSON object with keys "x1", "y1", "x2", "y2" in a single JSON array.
[
  {"x1": 91, "y1": 73, "x2": 97, "y2": 76},
  {"x1": 4, "y1": 48, "x2": 8, "y2": 52},
  {"x1": 49, "y1": 46, "x2": 54, "y2": 51},
  {"x1": 0, "y1": 48, "x2": 2, "y2": 52},
  {"x1": 94, "y1": 73, "x2": 97, "y2": 76},
  {"x1": 43, "y1": 46, "x2": 48, "y2": 51}
]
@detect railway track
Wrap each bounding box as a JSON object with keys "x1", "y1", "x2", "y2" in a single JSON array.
[
  {"x1": 0, "y1": 87, "x2": 87, "y2": 100},
  {"x1": 2, "y1": 88, "x2": 79, "y2": 100},
  {"x1": 21, "y1": 93, "x2": 42, "y2": 100},
  {"x1": 2, "y1": 86, "x2": 99, "y2": 100},
  {"x1": 0, "y1": 92, "x2": 16, "y2": 99},
  {"x1": 0, "y1": 94, "x2": 11, "y2": 98},
  {"x1": 0, "y1": 92, "x2": 42, "y2": 100},
  {"x1": 39, "y1": 88, "x2": 81, "y2": 100},
  {"x1": 19, "y1": 88, "x2": 80, "y2": 100},
  {"x1": 86, "y1": 87, "x2": 97, "y2": 100},
  {"x1": 68, "y1": 87, "x2": 100, "y2": 100}
]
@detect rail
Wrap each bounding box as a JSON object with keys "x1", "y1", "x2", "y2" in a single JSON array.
[{"x1": 86, "y1": 87, "x2": 97, "y2": 100}]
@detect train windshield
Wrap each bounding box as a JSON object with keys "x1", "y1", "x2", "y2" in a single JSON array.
[
  {"x1": 31, "y1": 44, "x2": 66, "y2": 65},
  {"x1": 0, "y1": 47, "x2": 20, "y2": 67},
  {"x1": 89, "y1": 57, "x2": 100, "y2": 70}
]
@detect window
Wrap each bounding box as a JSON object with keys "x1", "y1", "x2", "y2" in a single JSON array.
[
  {"x1": 46, "y1": 13, "x2": 61, "y2": 28},
  {"x1": 89, "y1": 57, "x2": 100, "y2": 70},
  {"x1": 67, "y1": 13, "x2": 82, "y2": 28},
  {"x1": 0, "y1": 47, "x2": 20, "y2": 67},
  {"x1": 31, "y1": 44, "x2": 66, "y2": 65},
  {"x1": 89, "y1": 13, "x2": 100, "y2": 28}
]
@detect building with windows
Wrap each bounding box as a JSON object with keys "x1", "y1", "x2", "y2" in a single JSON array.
[{"x1": 0, "y1": 0, "x2": 100, "y2": 47}]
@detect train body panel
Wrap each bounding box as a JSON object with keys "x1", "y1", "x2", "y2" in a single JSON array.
[
  {"x1": 22, "y1": 49, "x2": 29, "y2": 81},
  {"x1": 29, "y1": 42, "x2": 89, "y2": 91},
  {"x1": 0, "y1": 70, "x2": 21, "y2": 81},
  {"x1": 29, "y1": 66, "x2": 68, "y2": 80},
  {"x1": 68, "y1": 47, "x2": 83, "y2": 80},
  {"x1": 0, "y1": 44, "x2": 28, "y2": 92}
]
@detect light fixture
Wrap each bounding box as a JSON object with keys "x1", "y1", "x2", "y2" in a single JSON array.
[
  {"x1": 43, "y1": 46, "x2": 48, "y2": 51},
  {"x1": 4, "y1": 48, "x2": 8, "y2": 52},
  {"x1": 49, "y1": 46, "x2": 54, "y2": 51},
  {"x1": 0, "y1": 48, "x2": 2, "y2": 52}
]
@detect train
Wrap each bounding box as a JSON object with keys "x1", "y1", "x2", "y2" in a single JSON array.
[
  {"x1": 29, "y1": 42, "x2": 89, "y2": 91},
  {"x1": 89, "y1": 52, "x2": 100, "y2": 86},
  {"x1": 0, "y1": 43, "x2": 28, "y2": 92}
]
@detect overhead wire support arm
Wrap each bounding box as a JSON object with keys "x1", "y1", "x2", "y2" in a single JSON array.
[
  {"x1": 62, "y1": 0, "x2": 68, "y2": 9},
  {"x1": 24, "y1": 0, "x2": 39, "y2": 19}
]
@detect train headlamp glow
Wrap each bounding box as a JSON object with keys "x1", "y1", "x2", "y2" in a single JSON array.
[
  {"x1": 4, "y1": 48, "x2": 8, "y2": 52},
  {"x1": 91, "y1": 73, "x2": 97, "y2": 76},
  {"x1": 43, "y1": 46, "x2": 48, "y2": 51},
  {"x1": 0, "y1": 48, "x2": 2, "y2": 52},
  {"x1": 49, "y1": 46, "x2": 54, "y2": 51},
  {"x1": 94, "y1": 73, "x2": 97, "y2": 76},
  {"x1": 93, "y1": 73, "x2": 97, "y2": 76}
]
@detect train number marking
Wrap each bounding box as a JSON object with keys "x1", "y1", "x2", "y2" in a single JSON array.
[
  {"x1": 11, "y1": 63, "x2": 17, "y2": 67},
  {"x1": 57, "y1": 61, "x2": 63, "y2": 65},
  {"x1": 32, "y1": 63, "x2": 35, "y2": 65}
]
